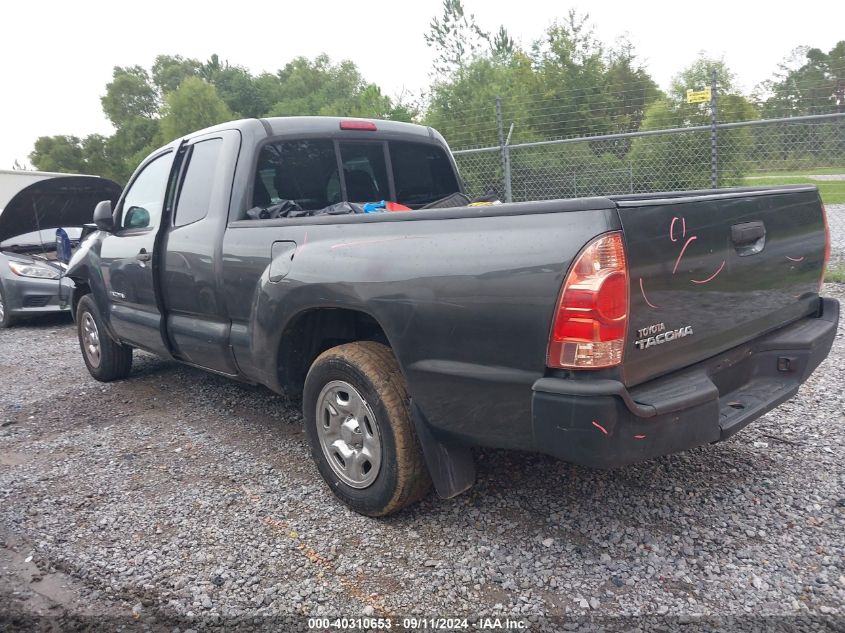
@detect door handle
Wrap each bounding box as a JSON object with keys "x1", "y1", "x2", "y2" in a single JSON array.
[
  {"x1": 136, "y1": 249, "x2": 151, "y2": 262},
  {"x1": 731, "y1": 221, "x2": 766, "y2": 256},
  {"x1": 731, "y1": 221, "x2": 765, "y2": 245}
]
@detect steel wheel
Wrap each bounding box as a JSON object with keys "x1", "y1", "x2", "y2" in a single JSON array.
[
  {"x1": 315, "y1": 380, "x2": 382, "y2": 489},
  {"x1": 81, "y1": 311, "x2": 101, "y2": 368}
]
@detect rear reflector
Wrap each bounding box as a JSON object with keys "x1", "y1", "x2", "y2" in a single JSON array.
[
  {"x1": 821, "y1": 204, "x2": 830, "y2": 291},
  {"x1": 339, "y1": 120, "x2": 377, "y2": 131},
  {"x1": 547, "y1": 232, "x2": 629, "y2": 369}
]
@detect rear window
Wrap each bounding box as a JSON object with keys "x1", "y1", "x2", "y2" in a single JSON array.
[
  {"x1": 253, "y1": 140, "x2": 339, "y2": 210},
  {"x1": 338, "y1": 142, "x2": 389, "y2": 202},
  {"x1": 249, "y1": 138, "x2": 460, "y2": 214},
  {"x1": 389, "y1": 141, "x2": 459, "y2": 207}
]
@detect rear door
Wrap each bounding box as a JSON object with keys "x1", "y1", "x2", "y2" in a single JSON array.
[
  {"x1": 617, "y1": 186, "x2": 827, "y2": 386},
  {"x1": 100, "y1": 149, "x2": 177, "y2": 354}
]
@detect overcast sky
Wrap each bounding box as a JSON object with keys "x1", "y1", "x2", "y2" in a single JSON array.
[{"x1": 2, "y1": 0, "x2": 842, "y2": 169}]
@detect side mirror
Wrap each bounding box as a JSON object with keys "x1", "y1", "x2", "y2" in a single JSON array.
[
  {"x1": 93, "y1": 200, "x2": 114, "y2": 232},
  {"x1": 124, "y1": 206, "x2": 150, "y2": 229}
]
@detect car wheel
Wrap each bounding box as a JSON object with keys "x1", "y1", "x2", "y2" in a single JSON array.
[
  {"x1": 76, "y1": 294, "x2": 133, "y2": 381},
  {"x1": 0, "y1": 282, "x2": 16, "y2": 328},
  {"x1": 303, "y1": 341, "x2": 432, "y2": 516}
]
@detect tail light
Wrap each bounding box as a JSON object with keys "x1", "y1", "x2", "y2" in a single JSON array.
[
  {"x1": 820, "y1": 204, "x2": 830, "y2": 291},
  {"x1": 547, "y1": 231, "x2": 629, "y2": 369}
]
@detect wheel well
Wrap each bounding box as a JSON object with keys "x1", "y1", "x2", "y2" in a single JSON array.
[
  {"x1": 277, "y1": 308, "x2": 390, "y2": 395},
  {"x1": 71, "y1": 280, "x2": 90, "y2": 319}
]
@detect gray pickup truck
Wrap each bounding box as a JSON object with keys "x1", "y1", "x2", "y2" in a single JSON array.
[{"x1": 66, "y1": 116, "x2": 838, "y2": 516}]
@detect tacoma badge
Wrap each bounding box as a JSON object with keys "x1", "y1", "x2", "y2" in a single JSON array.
[{"x1": 634, "y1": 322, "x2": 694, "y2": 350}]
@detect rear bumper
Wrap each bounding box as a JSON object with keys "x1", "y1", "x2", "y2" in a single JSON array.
[{"x1": 531, "y1": 297, "x2": 839, "y2": 468}]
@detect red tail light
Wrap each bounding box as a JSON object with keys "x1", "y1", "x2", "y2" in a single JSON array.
[
  {"x1": 339, "y1": 120, "x2": 377, "y2": 131},
  {"x1": 547, "y1": 232, "x2": 629, "y2": 369},
  {"x1": 821, "y1": 204, "x2": 830, "y2": 291}
]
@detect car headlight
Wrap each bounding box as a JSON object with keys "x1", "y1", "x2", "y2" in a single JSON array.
[{"x1": 8, "y1": 261, "x2": 61, "y2": 279}]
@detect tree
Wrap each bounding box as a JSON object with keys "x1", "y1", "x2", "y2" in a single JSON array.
[
  {"x1": 425, "y1": 0, "x2": 490, "y2": 76},
  {"x1": 151, "y1": 54, "x2": 202, "y2": 94},
  {"x1": 101, "y1": 66, "x2": 159, "y2": 127},
  {"x1": 158, "y1": 78, "x2": 234, "y2": 143},
  {"x1": 757, "y1": 42, "x2": 845, "y2": 117},
  {"x1": 629, "y1": 56, "x2": 758, "y2": 190},
  {"x1": 29, "y1": 136, "x2": 87, "y2": 174},
  {"x1": 265, "y1": 54, "x2": 406, "y2": 120},
  {"x1": 106, "y1": 117, "x2": 161, "y2": 182},
  {"x1": 28, "y1": 133, "x2": 126, "y2": 181}
]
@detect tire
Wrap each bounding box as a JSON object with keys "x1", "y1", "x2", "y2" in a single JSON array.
[
  {"x1": 76, "y1": 294, "x2": 133, "y2": 381},
  {"x1": 303, "y1": 341, "x2": 432, "y2": 516},
  {"x1": 0, "y1": 282, "x2": 15, "y2": 328}
]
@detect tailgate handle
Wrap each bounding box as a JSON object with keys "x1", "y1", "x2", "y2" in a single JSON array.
[{"x1": 731, "y1": 221, "x2": 766, "y2": 255}]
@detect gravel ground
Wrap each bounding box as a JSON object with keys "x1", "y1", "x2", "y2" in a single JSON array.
[
  {"x1": 827, "y1": 204, "x2": 845, "y2": 267},
  {"x1": 0, "y1": 285, "x2": 843, "y2": 632}
]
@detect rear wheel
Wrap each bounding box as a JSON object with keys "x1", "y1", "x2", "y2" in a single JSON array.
[
  {"x1": 303, "y1": 341, "x2": 431, "y2": 516},
  {"x1": 0, "y1": 283, "x2": 16, "y2": 328},
  {"x1": 76, "y1": 294, "x2": 133, "y2": 381}
]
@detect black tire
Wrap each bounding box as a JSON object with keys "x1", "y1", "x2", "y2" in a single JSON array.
[
  {"x1": 303, "y1": 341, "x2": 432, "y2": 516},
  {"x1": 0, "y1": 282, "x2": 16, "y2": 328},
  {"x1": 76, "y1": 294, "x2": 133, "y2": 381}
]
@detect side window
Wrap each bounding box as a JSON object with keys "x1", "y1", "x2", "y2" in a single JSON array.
[
  {"x1": 120, "y1": 152, "x2": 173, "y2": 230},
  {"x1": 338, "y1": 142, "x2": 389, "y2": 202},
  {"x1": 174, "y1": 138, "x2": 223, "y2": 226},
  {"x1": 252, "y1": 140, "x2": 338, "y2": 211},
  {"x1": 389, "y1": 142, "x2": 459, "y2": 207}
]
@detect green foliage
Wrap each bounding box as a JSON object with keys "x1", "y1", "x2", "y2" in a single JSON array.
[
  {"x1": 428, "y1": 10, "x2": 662, "y2": 196},
  {"x1": 30, "y1": 52, "x2": 415, "y2": 184},
  {"x1": 158, "y1": 78, "x2": 234, "y2": 144},
  {"x1": 757, "y1": 42, "x2": 845, "y2": 117},
  {"x1": 101, "y1": 66, "x2": 159, "y2": 127},
  {"x1": 29, "y1": 136, "x2": 87, "y2": 174},
  {"x1": 629, "y1": 56, "x2": 758, "y2": 190},
  {"x1": 426, "y1": 53, "x2": 540, "y2": 148},
  {"x1": 27, "y1": 6, "x2": 840, "y2": 199},
  {"x1": 749, "y1": 43, "x2": 845, "y2": 172},
  {"x1": 151, "y1": 54, "x2": 202, "y2": 94},
  {"x1": 425, "y1": 0, "x2": 491, "y2": 76},
  {"x1": 266, "y1": 55, "x2": 391, "y2": 118}
]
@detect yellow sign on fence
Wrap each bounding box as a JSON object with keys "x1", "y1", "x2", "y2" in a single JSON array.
[{"x1": 686, "y1": 87, "x2": 712, "y2": 104}]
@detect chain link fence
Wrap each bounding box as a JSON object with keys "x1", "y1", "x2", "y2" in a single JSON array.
[{"x1": 453, "y1": 113, "x2": 845, "y2": 201}]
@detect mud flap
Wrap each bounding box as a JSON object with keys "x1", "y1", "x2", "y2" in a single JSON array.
[{"x1": 410, "y1": 401, "x2": 475, "y2": 499}]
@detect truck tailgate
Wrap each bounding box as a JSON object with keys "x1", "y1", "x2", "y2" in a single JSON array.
[{"x1": 615, "y1": 186, "x2": 827, "y2": 387}]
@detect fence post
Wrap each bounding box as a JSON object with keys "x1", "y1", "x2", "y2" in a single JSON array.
[
  {"x1": 495, "y1": 96, "x2": 512, "y2": 202},
  {"x1": 710, "y1": 68, "x2": 718, "y2": 188}
]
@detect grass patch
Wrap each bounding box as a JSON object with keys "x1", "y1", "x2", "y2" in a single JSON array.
[
  {"x1": 740, "y1": 176, "x2": 845, "y2": 205},
  {"x1": 826, "y1": 264, "x2": 845, "y2": 284},
  {"x1": 746, "y1": 167, "x2": 845, "y2": 178}
]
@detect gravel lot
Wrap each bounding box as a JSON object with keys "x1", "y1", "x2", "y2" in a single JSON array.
[
  {"x1": 0, "y1": 285, "x2": 843, "y2": 629},
  {"x1": 827, "y1": 204, "x2": 845, "y2": 268}
]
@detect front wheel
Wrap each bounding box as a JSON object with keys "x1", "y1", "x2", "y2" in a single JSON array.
[
  {"x1": 0, "y1": 282, "x2": 16, "y2": 328},
  {"x1": 76, "y1": 294, "x2": 133, "y2": 381},
  {"x1": 303, "y1": 341, "x2": 432, "y2": 516}
]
